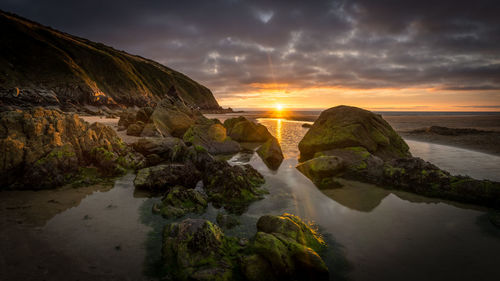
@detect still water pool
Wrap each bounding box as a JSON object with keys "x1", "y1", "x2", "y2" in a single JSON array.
[{"x1": 39, "y1": 118, "x2": 500, "y2": 281}]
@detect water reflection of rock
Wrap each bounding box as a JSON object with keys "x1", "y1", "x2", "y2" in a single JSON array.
[
  {"x1": 320, "y1": 180, "x2": 390, "y2": 212},
  {"x1": 0, "y1": 183, "x2": 113, "y2": 227}
]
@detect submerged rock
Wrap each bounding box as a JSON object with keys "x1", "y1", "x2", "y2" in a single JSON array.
[
  {"x1": 183, "y1": 123, "x2": 241, "y2": 155},
  {"x1": 256, "y1": 137, "x2": 284, "y2": 170},
  {"x1": 153, "y1": 186, "x2": 208, "y2": 218},
  {"x1": 134, "y1": 163, "x2": 201, "y2": 191},
  {"x1": 298, "y1": 105, "x2": 410, "y2": 162}
]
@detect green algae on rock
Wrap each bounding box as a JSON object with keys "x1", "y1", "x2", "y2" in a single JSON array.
[
  {"x1": 223, "y1": 116, "x2": 273, "y2": 142},
  {"x1": 162, "y1": 219, "x2": 243, "y2": 281},
  {"x1": 256, "y1": 137, "x2": 284, "y2": 170},
  {"x1": 133, "y1": 163, "x2": 201, "y2": 191},
  {"x1": 161, "y1": 214, "x2": 329, "y2": 281},
  {"x1": 183, "y1": 122, "x2": 241, "y2": 155},
  {"x1": 298, "y1": 105, "x2": 411, "y2": 162},
  {"x1": 0, "y1": 108, "x2": 143, "y2": 189},
  {"x1": 152, "y1": 186, "x2": 207, "y2": 218}
]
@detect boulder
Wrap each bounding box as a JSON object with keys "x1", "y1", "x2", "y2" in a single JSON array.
[
  {"x1": 126, "y1": 121, "x2": 144, "y2": 136},
  {"x1": 162, "y1": 219, "x2": 242, "y2": 281},
  {"x1": 298, "y1": 105, "x2": 411, "y2": 161},
  {"x1": 257, "y1": 137, "x2": 284, "y2": 170},
  {"x1": 296, "y1": 156, "x2": 345, "y2": 188},
  {"x1": 224, "y1": 117, "x2": 273, "y2": 142},
  {"x1": 118, "y1": 111, "x2": 136, "y2": 128},
  {"x1": 150, "y1": 91, "x2": 196, "y2": 137},
  {"x1": 203, "y1": 160, "x2": 267, "y2": 213},
  {"x1": 140, "y1": 122, "x2": 162, "y2": 137},
  {"x1": 243, "y1": 214, "x2": 329, "y2": 281},
  {"x1": 135, "y1": 107, "x2": 154, "y2": 123},
  {"x1": 132, "y1": 137, "x2": 187, "y2": 161},
  {"x1": 183, "y1": 123, "x2": 241, "y2": 155},
  {"x1": 153, "y1": 186, "x2": 208, "y2": 218},
  {"x1": 134, "y1": 163, "x2": 201, "y2": 191}
]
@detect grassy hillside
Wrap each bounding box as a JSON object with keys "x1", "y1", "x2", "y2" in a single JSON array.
[{"x1": 0, "y1": 10, "x2": 220, "y2": 109}]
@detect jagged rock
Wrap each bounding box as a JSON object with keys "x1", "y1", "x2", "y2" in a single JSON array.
[
  {"x1": 134, "y1": 163, "x2": 201, "y2": 191},
  {"x1": 224, "y1": 116, "x2": 273, "y2": 142},
  {"x1": 203, "y1": 160, "x2": 267, "y2": 213},
  {"x1": 153, "y1": 186, "x2": 208, "y2": 218},
  {"x1": 126, "y1": 121, "x2": 144, "y2": 136},
  {"x1": 298, "y1": 105, "x2": 411, "y2": 161},
  {"x1": 183, "y1": 123, "x2": 241, "y2": 155},
  {"x1": 257, "y1": 137, "x2": 284, "y2": 170},
  {"x1": 162, "y1": 219, "x2": 242, "y2": 281},
  {"x1": 0, "y1": 108, "x2": 140, "y2": 189}
]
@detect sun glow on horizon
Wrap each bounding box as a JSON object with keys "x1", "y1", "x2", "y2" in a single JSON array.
[{"x1": 275, "y1": 104, "x2": 284, "y2": 111}]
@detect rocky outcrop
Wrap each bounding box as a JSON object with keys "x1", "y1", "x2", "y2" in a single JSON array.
[
  {"x1": 183, "y1": 122, "x2": 241, "y2": 155},
  {"x1": 224, "y1": 117, "x2": 273, "y2": 142},
  {"x1": 0, "y1": 108, "x2": 144, "y2": 189},
  {"x1": 257, "y1": 137, "x2": 284, "y2": 170},
  {"x1": 298, "y1": 105, "x2": 410, "y2": 161},
  {"x1": 0, "y1": 11, "x2": 220, "y2": 109},
  {"x1": 131, "y1": 137, "x2": 187, "y2": 162},
  {"x1": 297, "y1": 106, "x2": 500, "y2": 209},
  {"x1": 161, "y1": 214, "x2": 329, "y2": 281},
  {"x1": 152, "y1": 186, "x2": 208, "y2": 218}
]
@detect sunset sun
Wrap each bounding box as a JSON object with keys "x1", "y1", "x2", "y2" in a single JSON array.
[{"x1": 275, "y1": 104, "x2": 284, "y2": 111}]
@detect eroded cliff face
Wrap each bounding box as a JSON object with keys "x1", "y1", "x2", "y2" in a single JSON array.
[{"x1": 0, "y1": 11, "x2": 220, "y2": 109}]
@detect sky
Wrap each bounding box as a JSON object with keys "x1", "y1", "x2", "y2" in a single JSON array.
[{"x1": 2, "y1": 0, "x2": 500, "y2": 111}]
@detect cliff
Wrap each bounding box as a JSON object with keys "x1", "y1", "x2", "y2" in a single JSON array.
[{"x1": 0, "y1": 11, "x2": 220, "y2": 109}]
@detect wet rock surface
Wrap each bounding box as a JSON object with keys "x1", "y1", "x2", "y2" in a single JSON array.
[
  {"x1": 133, "y1": 163, "x2": 201, "y2": 191},
  {"x1": 161, "y1": 214, "x2": 329, "y2": 281},
  {"x1": 183, "y1": 122, "x2": 241, "y2": 155},
  {"x1": 224, "y1": 116, "x2": 273, "y2": 142},
  {"x1": 297, "y1": 106, "x2": 500, "y2": 209},
  {"x1": 299, "y1": 105, "x2": 411, "y2": 162},
  {"x1": 257, "y1": 137, "x2": 284, "y2": 170},
  {"x1": 0, "y1": 108, "x2": 143, "y2": 189},
  {"x1": 153, "y1": 186, "x2": 208, "y2": 218}
]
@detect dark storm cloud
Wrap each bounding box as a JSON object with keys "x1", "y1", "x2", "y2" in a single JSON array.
[{"x1": 2, "y1": 0, "x2": 500, "y2": 99}]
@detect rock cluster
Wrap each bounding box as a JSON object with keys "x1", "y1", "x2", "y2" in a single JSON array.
[
  {"x1": 0, "y1": 107, "x2": 144, "y2": 189},
  {"x1": 161, "y1": 214, "x2": 329, "y2": 281},
  {"x1": 223, "y1": 116, "x2": 284, "y2": 169},
  {"x1": 297, "y1": 105, "x2": 500, "y2": 209}
]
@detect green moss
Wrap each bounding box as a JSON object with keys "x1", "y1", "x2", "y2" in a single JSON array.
[{"x1": 194, "y1": 145, "x2": 207, "y2": 153}]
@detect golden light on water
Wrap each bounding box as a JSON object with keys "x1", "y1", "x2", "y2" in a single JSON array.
[{"x1": 276, "y1": 119, "x2": 282, "y2": 143}]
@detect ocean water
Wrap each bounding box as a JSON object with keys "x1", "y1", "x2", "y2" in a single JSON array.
[{"x1": 34, "y1": 117, "x2": 500, "y2": 281}]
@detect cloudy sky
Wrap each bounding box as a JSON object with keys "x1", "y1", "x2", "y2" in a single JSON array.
[{"x1": 2, "y1": 0, "x2": 500, "y2": 110}]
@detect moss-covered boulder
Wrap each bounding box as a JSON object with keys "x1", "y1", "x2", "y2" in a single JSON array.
[
  {"x1": 203, "y1": 160, "x2": 267, "y2": 213},
  {"x1": 224, "y1": 117, "x2": 273, "y2": 142},
  {"x1": 256, "y1": 137, "x2": 284, "y2": 170},
  {"x1": 162, "y1": 219, "x2": 243, "y2": 281},
  {"x1": 183, "y1": 123, "x2": 241, "y2": 155},
  {"x1": 153, "y1": 186, "x2": 208, "y2": 218},
  {"x1": 296, "y1": 156, "x2": 345, "y2": 189},
  {"x1": 242, "y1": 214, "x2": 329, "y2": 281},
  {"x1": 298, "y1": 105, "x2": 411, "y2": 161},
  {"x1": 134, "y1": 163, "x2": 201, "y2": 191}
]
